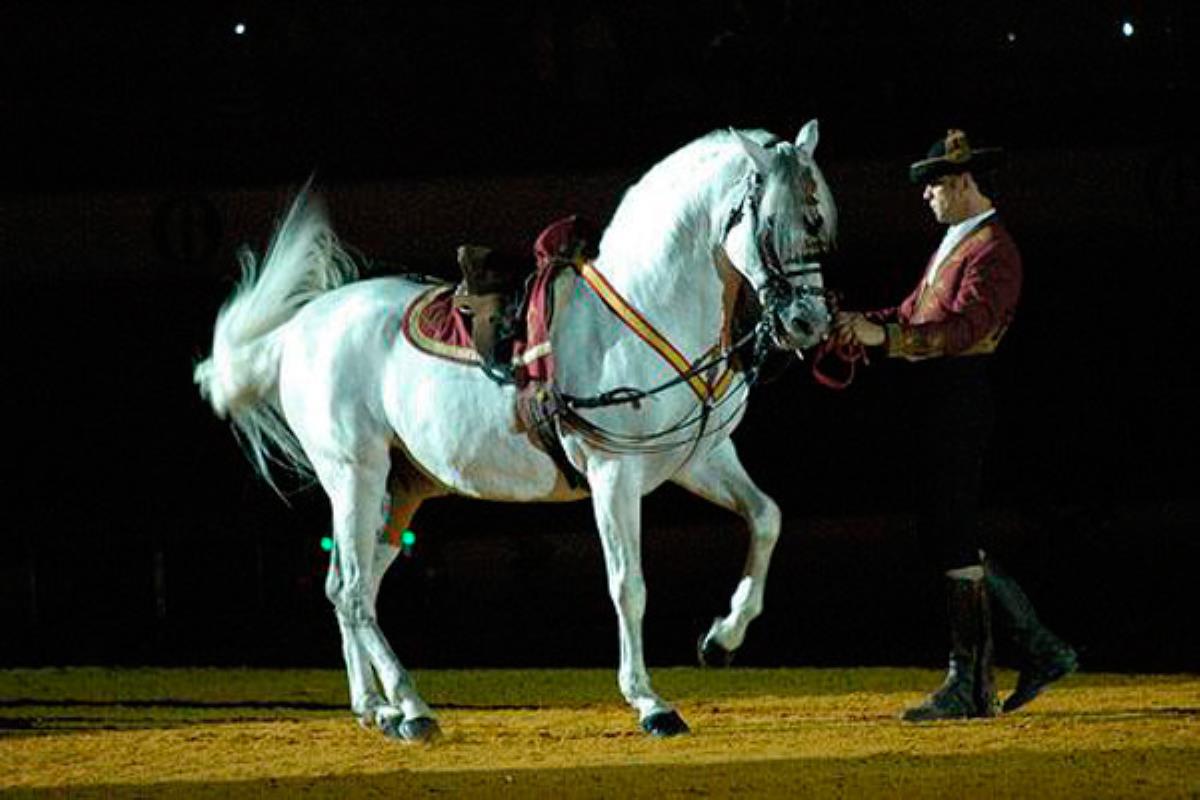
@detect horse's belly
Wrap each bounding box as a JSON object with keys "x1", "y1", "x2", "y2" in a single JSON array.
[{"x1": 381, "y1": 356, "x2": 582, "y2": 502}]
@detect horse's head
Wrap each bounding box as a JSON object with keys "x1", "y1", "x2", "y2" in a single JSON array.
[{"x1": 720, "y1": 120, "x2": 838, "y2": 352}]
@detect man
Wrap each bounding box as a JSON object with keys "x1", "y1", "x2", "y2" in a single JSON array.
[{"x1": 836, "y1": 129, "x2": 1077, "y2": 721}]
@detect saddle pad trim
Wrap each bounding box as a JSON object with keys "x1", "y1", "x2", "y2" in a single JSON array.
[
  {"x1": 401, "y1": 285, "x2": 481, "y2": 365},
  {"x1": 399, "y1": 285, "x2": 557, "y2": 369}
]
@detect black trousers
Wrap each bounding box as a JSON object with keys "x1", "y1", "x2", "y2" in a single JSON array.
[{"x1": 900, "y1": 358, "x2": 996, "y2": 573}]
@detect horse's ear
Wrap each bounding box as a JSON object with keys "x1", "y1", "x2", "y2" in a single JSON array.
[
  {"x1": 795, "y1": 119, "x2": 820, "y2": 155},
  {"x1": 730, "y1": 128, "x2": 773, "y2": 175}
]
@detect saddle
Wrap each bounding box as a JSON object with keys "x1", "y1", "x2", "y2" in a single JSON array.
[
  {"x1": 452, "y1": 214, "x2": 600, "y2": 381},
  {"x1": 454, "y1": 216, "x2": 601, "y2": 489},
  {"x1": 453, "y1": 245, "x2": 528, "y2": 381}
]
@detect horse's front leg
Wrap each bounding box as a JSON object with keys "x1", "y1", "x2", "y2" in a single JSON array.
[
  {"x1": 672, "y1": 438, "x2": 781, "y2": 666},
  {"x1": 589, "y1": 460, "x2": 690, "y2": 737}
]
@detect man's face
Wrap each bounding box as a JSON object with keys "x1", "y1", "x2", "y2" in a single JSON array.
[{"x1": 922, "y1": 173, "x2": 969, "y2": 224}]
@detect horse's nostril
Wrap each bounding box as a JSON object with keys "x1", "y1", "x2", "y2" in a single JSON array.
[{"x1": 792, "y1": 318, "x2": 813, "y2": 337}]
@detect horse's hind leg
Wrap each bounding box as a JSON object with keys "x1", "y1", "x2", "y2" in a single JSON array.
[
  {"x1": 672, "y1": 438, "x2": 781, "y2": 666},
  {"x1": 316, "y1": 449, "x2": 439, "y2": 742},
  {"x1": 328, "y1": 452, "x2": 441, "y2": 731},
  {"x1": 327, "y1": 494, "x2": 416, "y2": 726}
]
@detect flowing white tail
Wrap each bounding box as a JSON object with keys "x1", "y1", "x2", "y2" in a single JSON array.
[{"x1": 194, "y1": 188, "x2": 357, "y2": 486}]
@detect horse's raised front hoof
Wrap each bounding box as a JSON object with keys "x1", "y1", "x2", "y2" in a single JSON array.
[
  {"x1": 697, "y1": 626, "x2": 735, "y2": 668},
  {"x1": 380, "y1": 715, "x2": 443, "y2": 744},
  {"x1": 641, "y1": 710, "x2": 691, "y2": 737}
]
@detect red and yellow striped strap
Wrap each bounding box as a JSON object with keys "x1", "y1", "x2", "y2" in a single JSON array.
[{"x1": 576, "y1": 260, "x2": 734, "y2": 403}]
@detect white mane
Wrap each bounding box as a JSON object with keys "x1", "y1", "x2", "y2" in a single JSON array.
[{"x1": 597, "y1": 129, "x2": 772, "y2": 281}]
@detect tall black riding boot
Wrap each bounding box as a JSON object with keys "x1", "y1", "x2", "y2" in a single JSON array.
[
  {"x1": 983, "y1": 557, "x2": 1078, "y2": 712},
  {"x1": 902, "y1": 576, "x2": 998, "y2": 722}
]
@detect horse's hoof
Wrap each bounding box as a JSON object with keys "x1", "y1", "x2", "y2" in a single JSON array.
[
  {"x1": 401, "y1": 716, "x2": 443, "y2": 743},
  {"x1": 641, "y1": 710, "x2": 690, "y2": 737},
  {"x1": 355, "y1": 695, "x2": 388, "y2": 730},
  {"x1": 381, "y1": 715, "x2": 443, "y2": 744},
  {"x1": 698, "y1": 625, "x2": 735, "y2": 668}
]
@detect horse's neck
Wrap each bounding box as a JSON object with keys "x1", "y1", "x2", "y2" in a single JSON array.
[
  {"x1": 590, "y1": 245, "x2": 723, "y2": 359},
  {"x1": 592, "y1": 161, "x2": 739, "y2": 354}
]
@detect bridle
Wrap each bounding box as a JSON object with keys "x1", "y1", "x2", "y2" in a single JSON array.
[
  {"x1": 723, "y1": 171, "x2": 835, "y2": 351},
  {"x1": 552, "y1": 168, "x2": 833, "y2": 455}
]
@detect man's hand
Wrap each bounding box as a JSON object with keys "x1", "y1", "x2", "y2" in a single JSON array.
[{"x1": 833, "y1": 312, "x2": 885, "y2": 347}]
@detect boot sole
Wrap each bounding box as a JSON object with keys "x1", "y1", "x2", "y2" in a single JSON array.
[{"x1": 1003, "y1": 656, "x2": 1079, "y2": 713}]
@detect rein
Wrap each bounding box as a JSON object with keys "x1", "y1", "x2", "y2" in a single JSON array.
[
  {"x1": 553, "y1": 268, "x2": 775, "y2": 455},
  {"x1": 557, "y1": 364, "x2": 760, "y2": 456},
  {"x1": 810, "y1": 338, "x2": 869, "y2": 390},
  {"x1": 560, "y1": 309, "x2": 760, "y2": 412}
]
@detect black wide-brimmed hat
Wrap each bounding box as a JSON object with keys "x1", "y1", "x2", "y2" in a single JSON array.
[{"x1": 909, "y1": 129, "x2": 1005, "y2": 183}]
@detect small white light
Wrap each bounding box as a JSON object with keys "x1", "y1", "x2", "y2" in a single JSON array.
[
  {"x1": 234, "y1": 22, "x2": 247, "y2": 36},
  {"x1": 1006, "y1": 31, "x2": 1017, "y2": 44},
  {"x1": 1121, "y1": 21, "x2": 1134, "y2": 37}
]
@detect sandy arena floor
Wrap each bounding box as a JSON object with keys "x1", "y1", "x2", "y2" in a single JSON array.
[{"x1": 2, "y1": 667, "x2": 1197, "y2": 798}]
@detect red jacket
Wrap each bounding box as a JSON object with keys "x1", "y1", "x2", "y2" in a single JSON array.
[{"x1": 868, "y1": 217, "x2": 1022, "y2": 360}]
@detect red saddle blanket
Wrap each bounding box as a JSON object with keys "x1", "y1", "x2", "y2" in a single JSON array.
[
  {"x1": 399, "y1": 284, "x2": 476, "y2": 362},
  {"x1": 400, "y1": 263, "x2": 564, "y2": 387}
]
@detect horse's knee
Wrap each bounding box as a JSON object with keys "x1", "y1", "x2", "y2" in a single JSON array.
[{"x1": 748, "y1": 496, "x2": 781, "y2": 543}]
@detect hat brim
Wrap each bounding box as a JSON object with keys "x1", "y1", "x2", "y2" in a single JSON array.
[{"x1": 909, "y1": 147, "x2": 1005, "y2": 184}]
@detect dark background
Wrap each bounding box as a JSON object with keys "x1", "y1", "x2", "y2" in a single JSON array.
[{"x1": 2, "y1": 2, "x2": 1196, "y2": 674}]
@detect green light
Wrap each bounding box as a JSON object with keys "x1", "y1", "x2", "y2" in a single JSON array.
[
  {"x1": 401, "y1": 530, "x2": 416, "y2": 547},
  {"x1": 320, "y1": 536, "x2": 334, "y2": 553}
]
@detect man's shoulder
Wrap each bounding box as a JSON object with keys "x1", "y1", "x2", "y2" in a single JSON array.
[
  {"x1": 967, "y1": 216, "x2": 1019, "y2": 251},
  {"x1": 966, "y1": 217, "x2": 1022, "y2": 276}
]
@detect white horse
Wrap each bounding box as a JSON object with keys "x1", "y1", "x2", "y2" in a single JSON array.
[{"x1": 195, "y1": 121, "x2": 837, "y2": 739}]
